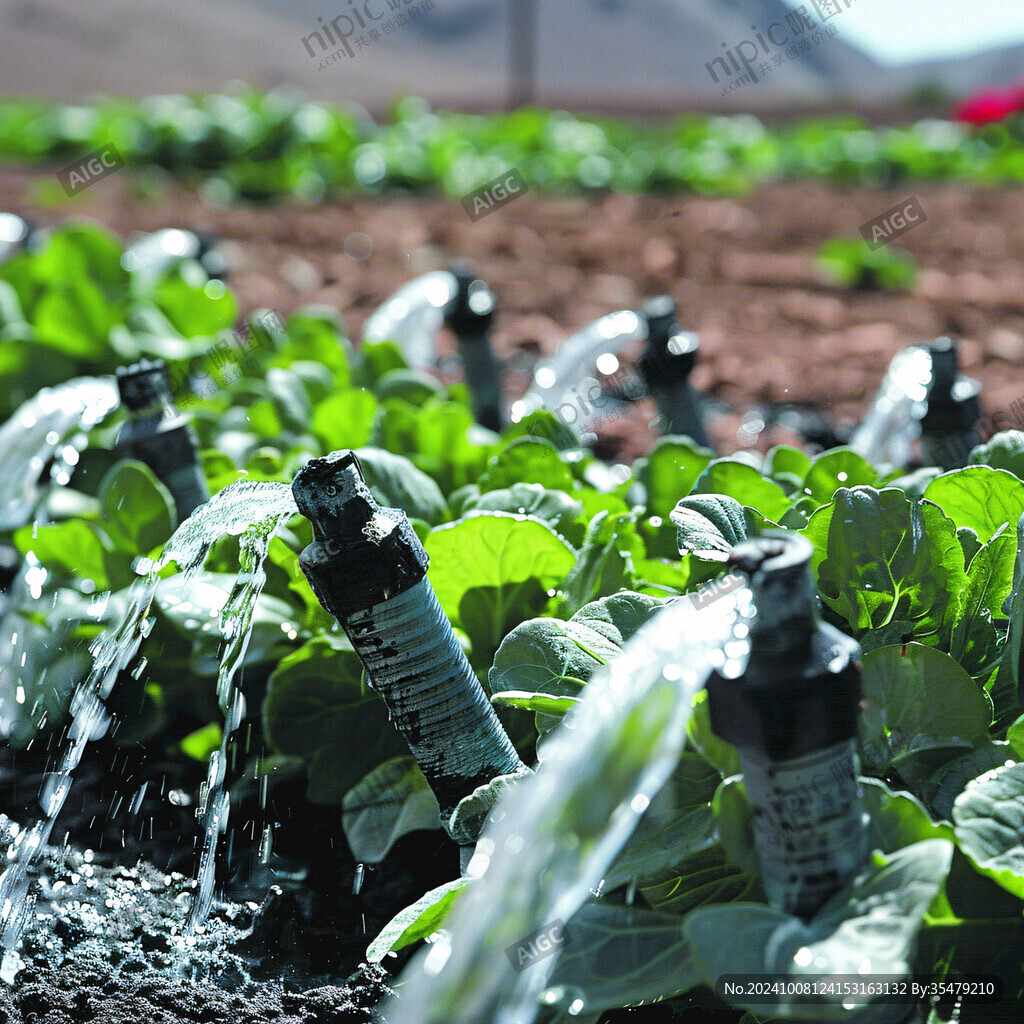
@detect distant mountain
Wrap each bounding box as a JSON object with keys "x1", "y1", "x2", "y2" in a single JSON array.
[{"x1": 0, "y1": 0, "x2": 1016, "y2": 113}]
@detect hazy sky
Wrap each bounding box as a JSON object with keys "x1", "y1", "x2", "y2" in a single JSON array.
[{"x1": 789, "y1": 0, "x2": 1024, "y2": 64}]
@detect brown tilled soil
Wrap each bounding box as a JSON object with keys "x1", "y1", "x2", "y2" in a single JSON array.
[{"x1": 2, "y1": 167, "x2": 1024, "y2": 462}]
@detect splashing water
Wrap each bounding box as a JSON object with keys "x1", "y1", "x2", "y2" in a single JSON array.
[
  {"x1": 383, "y1": 585, "x2": 755, "y2": 1024},
  {"x1": 848, "y1": 346, "x2": 931, "y2": 469},
  {"x1": 184, "y1": 492, "x2": 299, "y2": 935},
  {"x1": 0, "y1": 378, "x2": 120, "y2": 531},
  {"x1": 0, "y1": 479, "x2": 298, "y2": 962}
]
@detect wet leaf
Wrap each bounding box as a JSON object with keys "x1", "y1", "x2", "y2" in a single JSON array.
[
  {"x1": 953, "y1": 762, "x2": 1024, "y2": 899},
  {"x1": 366, "y1": 878, "x2": 470, "y2": 963}
]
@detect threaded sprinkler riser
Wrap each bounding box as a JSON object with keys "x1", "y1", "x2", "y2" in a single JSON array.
[
  {"x1": 345, "y1": 579, "x2": 523, "y2": 813},
  {"x1": 711, "y1": 530, "x2": 868, "y2": 919},
  {"x1": 739, "y1": 740, "x2": 867, "y2": 918}
]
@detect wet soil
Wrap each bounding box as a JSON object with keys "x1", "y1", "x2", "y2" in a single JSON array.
[{"x1": 0, "y1": 814, "x2": 391, "y2": 1024}]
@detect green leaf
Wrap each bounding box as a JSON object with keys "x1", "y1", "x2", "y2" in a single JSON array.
[
  {"x1": 968, "y1": 429, "x2": 1024, "y2": 478},
  {"x1": 366, "y1": 877, "x2": 470, "y2": 963},
  {"x1": 466, "y1": 482, "x2": 585, "y2": 547},
  {"x1": 311, "y1": 388, "x2": 378, "y2": 452},
  {"x1": 489, "y1": 619, "x2": 614, "y2": 696},
  {"x1": 636, "y1": 436, "x2": 715, "y2": 518},
  {"x1": 34, "y1": 278, "x2": 124, "y2": 357},
  {"x1": 352, "y1": 445, "x2": 450, "y2": 526},
  {"x1": 374, "y1": 396, "x2": 493, "y2": 496},
  {"x1": 992, "y1": 510, "x2": 1024, "y2": 727},
  {"x1": 765, "y1": 445, "x2": 811, "y2": 484},
  {"x1": 640, "y1": 841, "x2": 762, "y2": 916},
  {"x1": 547, "y1": 902, "x2": 700, "y2": 1013},
  {"x1": 691, "y1": 460, "x2": 791, "y2": 523},
  {"x1": 801, "y1": 448, "x2": 878, "y2": 505},
  {"x1": 263, "y1": 634, "x2": 407, "y2": 804},
  {"x1": 155, "y1": 572, "x2": 296, "y2": 674},
  {"x1": 14, "y1": 519, "x2": 111, "y2": 591},
  {"x1": 514, "y1": 408, "x2": 580, "y2": 452},
  {"x1": 446, "y1": 769, "x2": 530, "y2": 845},
  {"x1": 98, "y1": 459, "x2": 176, "y2": 553},
  {"x1": 604, "y1": 751, "x2": 719, "y2": 892},
  {"x1": 425, "y1": 512, "x2": 576, "y2": 668},
  {"x1": 857, "y1": 644, "x2": 991, "y2": 776},
  {"x1": 562, "y1": 510, "x2": 644, "y2": 611},
  {"x1": 670, "y1": 494, "x2": 758, "y2": 560},
  {"x1": 570, "y1": 591, "x2": 669, "y2": 644},
  {"x1": 180, "y1": 722, "x2": 223, "y2": 761},
  {"x1": 342, "y1": 756, "x2": 441, "y2": 863},
  {"x1": 152, "y1": 265, "x2": 237, "y2": 338},
  {"x1": 953, "y1": 762, "x2": 1024, "y2": 899},
  {"x1": 356, "y1": 339, "x2": 408, "y2": 386},
  {"x1": 858, "y1": 777, "x2": 956, "y2": 852},
  {"x1": 946, "y1": 523, "x2": 1014, "y2": 678},
  {"x1": 919, "y1": 742, "x2": 1017, "y2": 821},
  {"x1": 687, "y1": 688, "x2": 741, "y2": 777},
  {"x1": 373, "y1": 368, "x2": 446, "y2": 406},
  {"x1": 477, "y1": 437, "x2": 575, "y2": 493},
  {"x1": 489, "y1": 592, "x2": 667, "y2": 700},
  {"x1": 489, "y1": 690, "x2": 581, "y2": 717},
  {"x1": 923, "y1": 466, "x2": 1024, "y2": 544},
  {"x1": 802, "y1": 487, "x2": 965, "y2": 641},
  {"x1": 685, "y1": 840, "x2": 953, "y2": 1018}
]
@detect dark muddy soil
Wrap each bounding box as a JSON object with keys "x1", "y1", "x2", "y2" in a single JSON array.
[{"x1": 0, "y1": 814, "x2": 391, "y2": 1024}]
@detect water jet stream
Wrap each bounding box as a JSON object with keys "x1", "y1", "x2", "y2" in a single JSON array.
[
  {"x1": 0, "y1": 378, "x2": 120, "y2": 531},
  {"x1": 383, "y1": 586, "x2": 754, "y2": 1024},
  {"x1": 0, "y1": 479, "x2": 298, "y2": 962}
]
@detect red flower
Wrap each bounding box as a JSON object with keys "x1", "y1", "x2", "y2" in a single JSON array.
[{"x1": 955, "y1": 85, "x2": 1024, "y2": 126}]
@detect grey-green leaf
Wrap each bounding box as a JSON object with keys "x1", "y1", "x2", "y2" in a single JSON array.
[
  {"x1": 546, "y1": 902, "x2": 700, "y2": 1012},
  {"x1": 685, "y1": 839, "x2": 954, "y2": 1019},
  {"x1": 670, "y1": 494, "x2": 756, "y2": 561},
  {"x1": 366, "y1": 877, "x2": 470, "y2": 963},
  {"x1": 858, "y1": 644, "x2": 991, "y2": 775},
  {"x1": 952, "y1": 761, "x2": 1024, "y2": 898},
  {"x1": 343, "y1": 756, "x2": 442, "y2": 864}
]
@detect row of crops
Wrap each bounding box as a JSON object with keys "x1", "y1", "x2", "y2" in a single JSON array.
[
  {"x1": 2, "y1": 89, "x2": 1024, "y2": 201},
  {"x1": 1, "y1": 222, "x2": 1023, "y2": 1018}
]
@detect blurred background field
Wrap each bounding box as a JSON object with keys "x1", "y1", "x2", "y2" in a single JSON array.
[{"x1": 3, "y1": 1, "x2": 1024, "y2": 464}]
